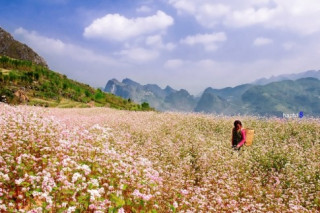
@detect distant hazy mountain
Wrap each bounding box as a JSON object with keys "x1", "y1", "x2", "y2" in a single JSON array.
[
  {"x1": 243, "y1": 77, "x2": 320, "y2": 116},
  {"x1": 194, "y1": 89, "x2": 229, "y2": 114},
  {"x1": 105, "y1": 77, "x2": 320, "y2": 116},
  {"x1": 202, "y1": 84, "x2": 253, "y2": 101},
  {"x1": 194, "y1": 84, "x2": 254, "y2": 114},
  {"x1": 104, "y1": 78, "x2": 197, "y2": 111},
  {"x1": 0, "y1": 27, "x2": 48, "y2": 68},
  {"x1": 253, "y1": 70, "x2": 320, "y2": 85},
  {"x1": 164, "y1": 89, "x2": 197, "y2": 112}
]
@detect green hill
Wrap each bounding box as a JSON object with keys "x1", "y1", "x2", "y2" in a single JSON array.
[{"x1": 0, "y1": 56, "x2": 153, "y2": 111}]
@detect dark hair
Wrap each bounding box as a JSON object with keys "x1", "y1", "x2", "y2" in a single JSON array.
[{"x1": 234, "y1": 120, "x2": 242, "y2": 128}]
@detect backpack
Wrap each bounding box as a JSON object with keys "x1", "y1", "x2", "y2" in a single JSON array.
[{"x1": 244, "y1": 128, "x2": 254, "y2": 146}]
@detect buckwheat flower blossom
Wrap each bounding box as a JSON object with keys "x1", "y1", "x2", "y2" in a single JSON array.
[
  {"x1": 66, "y1": 206, "x2": 76, "y2": 213},
  {"x1": 104, "y1": 199, "x2": 111, "y2": 206},
  {"x1": 2, "y1": 174, "x2": 9, "y2": 181},
  {"x1": 88, "y1": 189, "x2": 101, "y2": 202},
  {"x1": 98, "y1": 187, "x2": 105, "y2": 194},
  {"x1": 173, "y1": 201, "x2": 178, "y2": 208},
  {"x1": 181, "y1": 189, "x2": 189, "y2": 195},
  {"x1": 132, "y1": 189, "x2": 153, "y2": 201},
  {"x1": 16, "y1": 156, "x2": 22, "y2": 164},
  {"x1": 72, "y1": 172, "x2": 82, "y2": 183},
  {"x1": 27, "y1": 207, "x2": 42, "y2": 213},
  {"x1": 118, "y1": 207, "x2": 125, "y2": 213},
  {"x1": 41, "y1": 192, "x2": 53, "y2": 205},
  {"x1": 42, "y1": 173, "x2": 56, "y2": 193},
  {"x1": 15, "y1": 178, "x2": 24, "y2": 185},
  {"x1": 78, "y1": 164, "x2": 91, "y2": 175},
  {"x1": 89, "y1": 204, "x2": 96, "y2": 210},
  {"x1": 142, "y1": 194, "x2": 153, "y2": 201},
  {"x1": 89, "y1": 178, "x2": 99, "y2": 187},
  {"x1": 0, "y1": 204, "x2": 7, "y2": 211}
]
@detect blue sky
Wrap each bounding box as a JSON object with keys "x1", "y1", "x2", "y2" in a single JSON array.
[{"x1": 1, "y1": 0, "x2": 320, "y2": 94}]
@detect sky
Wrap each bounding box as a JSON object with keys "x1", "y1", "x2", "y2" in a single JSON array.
[{"x1": 1, "y1": 0, "x2": 320, "y2": 94}]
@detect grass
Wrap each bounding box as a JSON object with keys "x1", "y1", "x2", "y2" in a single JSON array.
[{"x1": 0, "y1": 68, "x2": 10, "y2": 74}]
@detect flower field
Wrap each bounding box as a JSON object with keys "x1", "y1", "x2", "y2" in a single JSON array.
[{"x1": 0, "y1": 104, "x2": 319, "y2": 212}]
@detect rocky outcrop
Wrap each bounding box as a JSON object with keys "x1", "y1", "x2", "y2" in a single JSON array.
[
  {"x1": 0, "y1": 27, "x2": 48, "y2": 68},
  {"x1": 14, "y1": 89, "x2": 29, "y2": 103}
]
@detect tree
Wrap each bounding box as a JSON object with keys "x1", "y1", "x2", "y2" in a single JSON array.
[
  {"x1": 94, "y1": 89, "x2": 106, "y2": 102},
  {"x1": 141, "y1": 102, "x2": 150, "y2": 109}
]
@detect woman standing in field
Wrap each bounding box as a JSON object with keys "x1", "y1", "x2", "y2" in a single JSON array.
[{"x1": 231, "y1": 120, "x2": 246, "y2": 150}]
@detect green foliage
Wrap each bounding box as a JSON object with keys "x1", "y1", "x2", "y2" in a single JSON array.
[
  {"x1": 94, "y1": 89, "x2": 106, "y2": 102},
  {"x1": 141, "y1": 102, "x2": 150, "y2": 109}
]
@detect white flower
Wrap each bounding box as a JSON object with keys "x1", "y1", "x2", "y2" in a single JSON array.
[
  {"x1": 2, "y1": 174, "x2": 9, "y2": 181},
  {"x1": 15, "y1": 178, "x2": 24, "y2": 185},
  {"x1": 181, "y1": 189, "x2": 189, "y2": 195},
  {"x1": 66, "y1": 206, "x2": 76, "y2": 213},
  {"x1": 0, "y1": 204, "x2": 7, "y2": 211},
  {"x1": 72, "y1": 172, "x2": 82, "y2": 183},
  {"x1": 173, "y1": 201, "x2": 178, "y2": 208},
  {"x1": 88, "y1": 189, "x2": 101, "y2": 202},
  {"x1": 118, "y1": 208, "x2": 125, "y2": 213},
  {"x1": 90, "y1": 178, "x2": 99, "y2": 187},
  {"x1": 78, "y1": 164, "x2": 91, "y2": 175}
]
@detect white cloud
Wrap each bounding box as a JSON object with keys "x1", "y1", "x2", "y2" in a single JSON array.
[
  {"x1": 164, "y1": 59, "x2": 184, "y2": 69},
  {"x1": 161, "y1": 47, "x2": 320, "y2": 94},
  {"x1": 195, "y1": 4, "x2": 230, "y2": 28},
  {"x1": 282, "y1": 42, "x2": 296, "y2": 50},
  {"x1": 116, "y1": 48, "x2": 159, "y2": 63},
  {"x1": 13, "y1": 28, "x2": 128, "y2": 88},
  {"x1": 169, "y1": 0, "x2": 320, "y2": 34},
  {"x1": 14, "y1": 28, "x2": 117, "y2": 64},
  {"x1": 225, "y1": 7, "x2": 277, "y2": 28},
  {"x1": 180, "y1": 32, "x2": 226, "y2": 51},
  {"x1": 145, "y1": 35, "x2": 176, "y2": 51},
  {"x1": 83, "y1": 10, "x2": 174, "y2": 41},
  {"x1": 170, "y1": 0, "x2": 196, "y2": 14},
  {"x1": 136, "y1": 6, "x2": 152, "y2": 13},
  {"x1": 253, "y1": 37, "x2": 273, "y2": 46}
]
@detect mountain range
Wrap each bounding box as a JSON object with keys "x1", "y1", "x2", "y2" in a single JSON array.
[
  {"x1": 252, "y1": 70, "x2": 320, "y2": 85},
  {"x1": 104, "y1": 78, "x2": 197, "y2": 112},
  {"x1": 105, "y1": 73, "x2": 320, "y2": 116}
]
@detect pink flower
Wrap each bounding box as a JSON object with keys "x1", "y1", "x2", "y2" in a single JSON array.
[
  {"x1": 181, "y1": 189, "x2": 189, "y2": 195},
  {"x1": 72, "y1": 172, "x2": 82, "y2": 183},
  {"x1": 0, "y1": 204, "x2": 7, "y2": 211},
  {"x1": 15, "y1": 178, "x2": 24, "y2": 185},
  {"x1": 89, "y1": 204, "x2": 96, "y2": 210},
  {"x1": 142, "y1": 194, "x2": 152, "y2": 201},
  {"x1": 173, "y1": 201, "x2": 178, "y2": 208},
  {"x1": 118, "y1": 207, "x2": 125, "y2": 213}
]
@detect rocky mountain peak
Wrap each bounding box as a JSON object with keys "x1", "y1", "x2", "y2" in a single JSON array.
[{"x1": 0, "y1": 27, "x2": 48, "y2": 68}]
